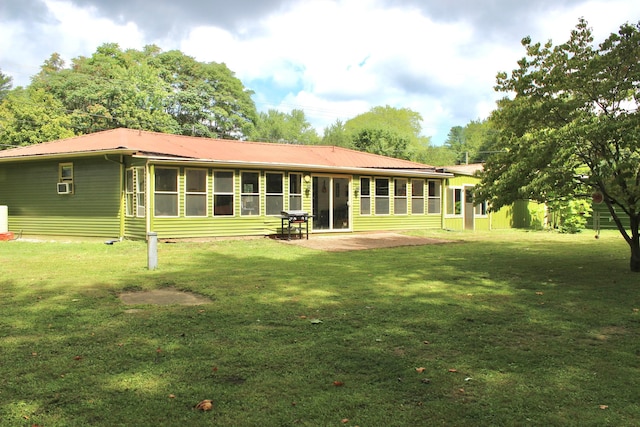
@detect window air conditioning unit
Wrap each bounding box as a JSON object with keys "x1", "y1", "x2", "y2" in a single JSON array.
[{"x1": 57, "y1": 182, "x2": 73, "y2": 194}]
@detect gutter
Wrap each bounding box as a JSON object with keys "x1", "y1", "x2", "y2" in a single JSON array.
[{"x1": 140, "y1": 156, "x2": 454, "y2": 179}]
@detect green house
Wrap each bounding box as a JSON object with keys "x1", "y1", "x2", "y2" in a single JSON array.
[
  {"x1": 442, "y1": 164, "x2": 546, "y2": 231},
  {"x1": 0, "y1": 128, "x2": 458, "y2": 240}
]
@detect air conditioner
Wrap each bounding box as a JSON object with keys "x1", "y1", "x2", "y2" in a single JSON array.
[{"x1": 57, "y1": 182, "x2": 73, "y2": 194}]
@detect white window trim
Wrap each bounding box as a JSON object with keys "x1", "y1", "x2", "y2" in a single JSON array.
[
  {"x1": 213, "y1": 170, "x2": 235, "y2": 217},
  {"x1": 240, "y1": 170, "x2": 261, "y2": 216},
  {"x1": 359, "y1": 176, "x2": 372, "y2": 216},
  {"x1": 288, "y1": 173, "x2": 303, "y2": 211},
  {"x1": 411, "y1": 179, "x2": 425, "y2": 215},
  {"x1": 394, "y1": 178, "x2": 408, "y2": 215},
  {"x1": 445, "y1": 186, "x2": 464, "y2": 218},
  {"x1": 427, "y1": 179, "x2": 442, "y2": 215},
  {"x1": 265, "y1": 172, "x2": 284, "y2": 216},
  {"x1": 184, "y1": 168, "x2": 208, "y2": 217},
  {"x1": 154, "y1": 166, "x2": 180, "y2": 218},
  {"x1": 374, "y1": 177, "x2": 390, "y2": 216}
]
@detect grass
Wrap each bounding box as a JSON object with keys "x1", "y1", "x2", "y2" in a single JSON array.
[{"x1": 1, "y1": 229, "x2": 639, "y2": 426}]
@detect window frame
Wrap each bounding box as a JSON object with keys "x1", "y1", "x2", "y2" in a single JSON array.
[
  {"x1": 374, "y1": 178, "x2": 390, "y2": 215},
  {"x1": 394, "y1": 178, "x2": 408, "y2": 215},
  {"x1": 360, "y1": 177, "x2": 371, "y2": 215},
  {"x1": 446, "y1": 186, "x2": 463, "y2": 217},
  {"x1": 125, "y1": 167, "x2": 146, "y2": 218},
  {"x1": 411, "y1": 179, "x2": 425, "y2": 215},
  {"x1": 154, "y1": 167, "x2": 179, "y2": 217},
  {"x1": 240, "y1": 171, "x2": 260, "y2": 216},
  {"x1": 289, "y1": 173, "x2": 303, "y2": 211},
  {"x1": 213, "y1": 170, "x2": 235, "y2": 217},
  {"x1": 265, "y1": 172, "x2": 284, "y2": 216},
  {"x1": 427, "y1": 180, "x2": 442, "y2": 215},
  {"x1": 184, "y1": 168, "x2": 208, "y2": 217}
]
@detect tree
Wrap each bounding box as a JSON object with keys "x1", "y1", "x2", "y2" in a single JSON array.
[
  {"x1": 0, "y1": 69, "x2": 13, "y2": 101},
  {"x1": 351, "y1": 128, "x2": 410, "y2": 159},
  {"x1": 0, "y1": 87, "x2": 75, "y2": 147},
  {"x1": 444, "y1": 119, "x2": 499, "y2": 164},
  {"x1": 345, "y1": 105, "x2": 426, "y2": 160},
  {"x1": 252, "y1": 108, "x2": 320, "y2": 144},
  {"x1": 475, "y1": 19, "x2": 640, "y2": 271},
  {"x1": 322, "y1": 119, "x2": 352, "y2": 148}
]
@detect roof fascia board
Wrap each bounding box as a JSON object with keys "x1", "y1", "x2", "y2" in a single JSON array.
[
  {"x1": 143, "y1": 157, "x2": 453, "y2": 178},
  {"x1": 0, "y1": 149, "x2": 137, "y2": 163}
]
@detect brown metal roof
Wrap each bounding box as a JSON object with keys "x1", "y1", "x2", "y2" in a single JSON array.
[{"x1": 0, "y1": 128, "x2": 439, "y2": 171}]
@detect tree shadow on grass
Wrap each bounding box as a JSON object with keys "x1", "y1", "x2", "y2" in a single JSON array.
[{"x1": 1, "y1": 234, "x2": 639, "y2": 425}]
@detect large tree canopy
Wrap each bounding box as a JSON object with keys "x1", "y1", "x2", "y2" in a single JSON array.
[
  {"x1": 476, "y1": 19, "x2": 640, "y2": 271},
  {"x1": 4, "y1": 43, "x2": 258, "y2": 143},
  {"x1": 251, "y1": 108, "x2": 320, "y2": 144}
]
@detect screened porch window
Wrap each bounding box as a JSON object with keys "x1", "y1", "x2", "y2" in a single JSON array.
[
  {"x1": 394, "y1": 178, "x2": 408, "y2": 215},
  {"x1": 360, "y1": 177, "x2": 371, "y2": 215},
  {"x1": 289, "y1": 173, "x2": 302, "y2": 211},
  {"x1": 126, "y1": 167, "x2": 145, "y2": 217},
  {"x1": 213, "y1": 171, "x2": 234, "y2": 216},
  {"x1": 428, "y1": 180, "x2": 441, "y2": 214},
  {"x1": 265, "y1": 173, "x2": 284, "y2": 215},
  {"x1": 185, "y1": 168, "x2": 207, "y2": 217},
  {"x1": 241, "y1": 172, "x2": 260, "y2": 216},
  {"x1": 154, "y1": 167, "x2": 178, "y2": 217},
  {"x1": 375, "y1": 178, "x2": 390, "y2": 215},
  {"x1": 411, "y1": 179, "x2": 425, "y2": 214}
]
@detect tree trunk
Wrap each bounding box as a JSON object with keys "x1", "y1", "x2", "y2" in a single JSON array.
[{"x1": 631, "y1": 243, "x2": 640, "y2": 272}]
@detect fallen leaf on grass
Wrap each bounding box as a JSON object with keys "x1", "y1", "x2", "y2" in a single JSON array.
[
  {"x1": 448, "y1": 368, "x2": 458, "y2": 373},
  {"x1": 309, "y1": 319, "x2": 323, "y2": 324},
  {"x1": 168, "y1": 394, "x2": 176, "y2": 399},
  {"x1": 333, "y1": 381, "x2": 344, "y2": 386},
  {"x1": 341, "y1": 419, "x2": 349, "y2": 423},
  {"x1": 195, "y1": 399, "x2": 213, "y2": 411},
  {"x1": 633, "y1": 308, "x2": 639, "y2": 313},
  {"x1": 299, "y1": 315, "x2": 307, "y2": 319},
  {"x1": 536, "y1": 292, "x2": 544, "y2": 295},
  {"x1": 599, "y1": 405, "x2": 609, "y2": 410},
  {"x1": 423, "y1": 340, "x2": 430, "y2": 345},
  {"x1": 73, "y1": 356, "x2": 82, "y2": 361},
  {"x1": 421, "y1": 378, "x2": 431, "y2": 384},
  {"x1": 415, "y1": 367, "x2": 426, "y2": 373}
]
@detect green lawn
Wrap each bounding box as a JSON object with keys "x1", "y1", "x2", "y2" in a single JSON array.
[{"x1": 1, "y1": 230, "x2": 639, "y2": 426}]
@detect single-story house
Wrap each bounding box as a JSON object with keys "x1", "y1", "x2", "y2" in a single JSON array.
[
  {"x1": 0, "y1": 128, "x2": 467, "y2": 240},
  {"x1": 442, "y1": 163, "x2": 546, "y2": 231}
]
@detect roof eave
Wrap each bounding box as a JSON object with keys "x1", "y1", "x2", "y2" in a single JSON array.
[
  {"x1": 141, "y1": 155, "x2": 453, "y2": 178},
  {"x1": 0, "y1": 148, "x2": 137, "y2": 162}
]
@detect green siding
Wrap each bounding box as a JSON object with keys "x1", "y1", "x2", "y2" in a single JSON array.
[
  {"x1": 0, "y1": 157, "x2": 122, "y2": 237},
  {"x1": 588, "y1": 203, "x2": 631, "y2": 230}
]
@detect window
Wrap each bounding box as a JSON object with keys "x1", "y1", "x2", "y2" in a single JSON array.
[
  {"x1": 428, "y1": 180, "x2": 441, "y2": 214},
  {"x1": 375, "y1": 178, "x2": 389, "y2": 215},
  {"x1": 213, "y1": 171, "x2": 234, "y2": 216},
  {"x1": 394, "y1": 178, "x2": 408, "y2": 215},
  {"x1": 265, "y1": 173, "x2": 284, "y2": 215},
  {"x1": 446, "y1": 187, "x2": 463, "y2": 216},
  {"x1": 289, "y1": 173, "x2": 302, "y2": 211},
  {"x1": 154, "y1": 167, "x2": 178, "y2": 216},
  {"x1": 125, "y1": 167, "x2": 145, "y2": 217},
  {"x1": 185, "y1": 168, "x2": 207, "y2": 217},
  {"x1": 475, "y1": 201, "x2": 488, "y2": 216},
  {"x1": 57, "y1": 162, "x2": 74, "y2": 194},
  {"x1": 241, "y1": 172, "x2": 260, "y2": 216},
  {"x1": 411, "y1": 179, "x2": 425, "y2": 214},
  {"x1": 59, "y1": 163, "x2": 73, "y2": 181},
  {"x1": 360, "y1": 177, "x2": 371, "y2": 215}
]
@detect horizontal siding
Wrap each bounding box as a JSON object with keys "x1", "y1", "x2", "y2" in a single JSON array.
[
  {"x1": 152, "y1": 217, "x2": 282, "y2": 239},
  {"x1": 124, "y1": 217, "x2": 147, "y2": 240},
  {"x1": 588, "y1": 204, "x2": 631, "y2": 230},
  {"x1": 1, "y1": 157, "x2": 122, "y2": 237},
  {"x1": 9, "y1": 216, "x2": 119, "y2": 237},
  {"x1": 353, "y1": 214, "x2": 442, "y2": 232}
]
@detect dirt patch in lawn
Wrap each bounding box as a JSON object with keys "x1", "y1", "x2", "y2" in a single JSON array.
[
  {"x1": 119, "y1": 288, "x2": 212, "y2": 306},
  {"x1": 277, "y1": 232, "x2": 453, "y2": 252}
]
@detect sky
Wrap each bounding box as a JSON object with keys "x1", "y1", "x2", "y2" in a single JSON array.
[{"x1": 1, "y1": 0, "x2": 639, "y2": 145}]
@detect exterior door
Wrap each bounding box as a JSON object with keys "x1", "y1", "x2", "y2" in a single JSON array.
[
  {"x1": 312, "y1": 176, "x2": 350, "y2": 231},
  {"x1": 464, "y1": 187, "x2": 474, "y2": 230}
]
